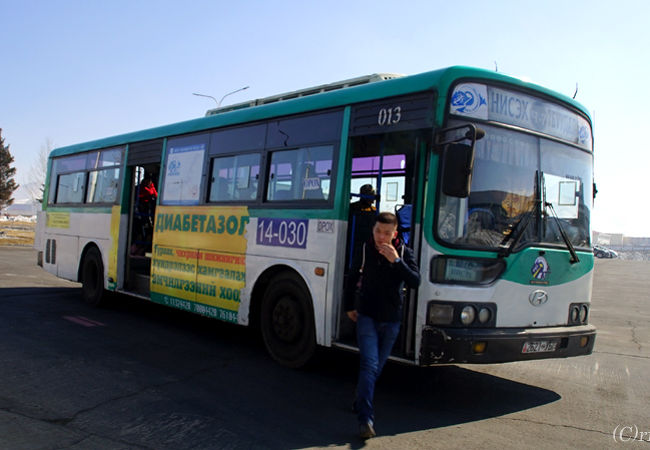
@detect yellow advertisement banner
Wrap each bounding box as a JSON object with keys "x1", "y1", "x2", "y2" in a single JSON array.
[
  {"x1": 151, "y1": 245, "x2": 198, "y2": 303},
  {"x1": 150, "y1": 206, "x2": 249, "y2": 322},
  {"x1": 107, "y1": 206, "x2": 120, "y2": 288},
  {"x1": 196, "y1": 250, "x2": 246, "y2": 312},
  {"x1": 46, "y1": 212, "x2": 70, "y2": 229},
  {"x1": 152, "y1": 205, "x2": 249, "y2": 252}
]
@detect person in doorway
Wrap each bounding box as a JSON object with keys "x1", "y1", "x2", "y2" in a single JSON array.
[
  {"x1": 135, "y1": 174, "x2": 158, "y2": 253},
  {"x1": 345, "y1": 212, "x2": 420, "y2": 439},
  {"x1": 138, "y1": 174, "x2": 158, "y2": 216},
  {"x1": 350, "y1": 184, "x2": 376, "y2": 213},
  {"x1": 347, "y1": 184, "x2": 377, "y2": 269}
]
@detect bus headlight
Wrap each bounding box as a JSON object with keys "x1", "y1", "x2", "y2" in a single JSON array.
[
  {"x1": 478, "y1": 307, "x2": 491, "y2": 324},
  {"x1": 426, "y1": 301, "x2": 497, "y2": 327},
  {"x1": 428, "y1": 304, "x2": 454, "y2": 325},
  {"x1": 568, "y1": 302, "x2": 589, "y2": 325},
  {"x1": 460, "y1": 306, "x2": 476, "y2": 325},
  {"x1": 579, "y1": 304, "x2": 588, "y2": 323}
]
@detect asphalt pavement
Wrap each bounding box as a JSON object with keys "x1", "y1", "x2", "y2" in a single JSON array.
[{"x1": 0, "y1": 247, "x2": 648, "y2": 449}]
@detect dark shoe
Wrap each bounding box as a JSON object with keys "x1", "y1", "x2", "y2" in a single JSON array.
[{"x1": 359, "y1": 422, "x2": 376, "y2": 439}]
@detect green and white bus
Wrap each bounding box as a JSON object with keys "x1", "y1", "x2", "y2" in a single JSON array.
[{"x1": 35, "y1": 66, "x2": 596, "y2": 367}]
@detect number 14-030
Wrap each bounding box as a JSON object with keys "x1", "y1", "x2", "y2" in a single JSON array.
[{"x1": 256, "y1": 218, "x2": 308, "y2": 249}]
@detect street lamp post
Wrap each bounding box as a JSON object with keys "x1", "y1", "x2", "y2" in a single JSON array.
[
  {"x1": 193, "y1": 86, "x2": 250, "y2": 108},
  {"x1": 192, "y1": 92, "x2": 218, "y2": 106},
  {"x1": 217, "y1": 86, "x2": 249, "y2": 107}
]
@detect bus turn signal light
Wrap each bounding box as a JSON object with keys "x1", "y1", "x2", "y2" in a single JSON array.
[{"x1": 472, "y1": 341, "x2": 487, "y2": 354}]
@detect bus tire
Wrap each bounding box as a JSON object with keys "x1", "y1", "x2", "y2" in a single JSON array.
[
  {"x1": 80, "y1": 246, "x2": 106, "y2": 306},
  {"x1": 260, "y1": 273, "x2": 316, "y2": 368}
]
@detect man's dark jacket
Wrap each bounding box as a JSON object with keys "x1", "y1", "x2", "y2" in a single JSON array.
[{"x1": 345, "y1": 238, "x2": 420, "y2": 322}]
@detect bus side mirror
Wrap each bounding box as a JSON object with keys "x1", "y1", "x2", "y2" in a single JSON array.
[{"x1": 441, "y1": 143, "x2": 475, "y2": 198}]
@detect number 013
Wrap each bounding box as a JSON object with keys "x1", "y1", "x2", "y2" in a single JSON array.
[{"x1": 377, "y1": 106, "x2": 402, "y2": 126}]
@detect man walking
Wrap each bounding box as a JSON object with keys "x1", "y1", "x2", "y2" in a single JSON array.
[{"x1": 345, "y1": 212, "x2": 420, "y2": 439}]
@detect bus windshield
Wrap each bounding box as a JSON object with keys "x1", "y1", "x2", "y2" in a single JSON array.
[{"x1": 437, "y1": 122, "x2": 593, "y2": 251}]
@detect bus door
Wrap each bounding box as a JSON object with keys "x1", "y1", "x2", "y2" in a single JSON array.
[
  {"x1": 337, "y1": 129, "x2": 429, "y2": 359},
  {"x1": 123, "y1": 139, "x2": 163, "y2": 296}
]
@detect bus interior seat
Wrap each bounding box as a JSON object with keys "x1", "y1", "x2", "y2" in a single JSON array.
[
  {"x1": 396, "y1": 204, "x2": 412, "y2": 245},
  {"x1": 303, "y1": 182, "x2": 324, "y2": 200}
]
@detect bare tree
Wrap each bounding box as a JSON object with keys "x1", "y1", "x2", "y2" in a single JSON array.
[{"x1": 26, "y1": 138, "x2": 52, "y2": 203}]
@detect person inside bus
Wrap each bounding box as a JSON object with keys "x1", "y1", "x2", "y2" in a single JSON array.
[
  {"x1": 135, "y1": 173, "x2": 158, "y2": 252},
  {"x1": 345, "y1": 212, "x2": 420, "y2": 439},
  {"x1": 137, "y1": 173, "x2": 158, "y2": 218},
  {"x1": 347, "y1": 184, "x2": 377, "y2": 270},
  {"x1": 350, "y1": 184, "x2": 376, "y2": 213}
]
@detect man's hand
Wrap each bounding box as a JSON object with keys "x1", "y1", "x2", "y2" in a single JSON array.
[
  {"x1": 376, "y1": 242, "x2": 399, "y2": 263},
  {"x1": 347, "y1": 310, "x2": 358, "y2": 322}
]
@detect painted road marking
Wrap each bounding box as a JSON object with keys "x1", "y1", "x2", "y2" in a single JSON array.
[{"x1": 62, "y1": 316, "x2": 106, "y2": 327}]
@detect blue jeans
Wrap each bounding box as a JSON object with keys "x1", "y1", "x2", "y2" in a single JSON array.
[{"x1": 355, "y1": 314, "x2": 401, "y2": 426}]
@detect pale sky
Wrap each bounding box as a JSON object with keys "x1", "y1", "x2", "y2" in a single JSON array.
[{"x1": 1, "y1": 0, "x2": 648, "y2": 236}]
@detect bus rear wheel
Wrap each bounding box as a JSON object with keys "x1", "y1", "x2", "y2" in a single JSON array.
[
  {"x1": 260, "y1": 273, "x2": 316, "y2": 368},
  {"x1": 81, "y1": 246, "x2": 106, "y2": 306}
]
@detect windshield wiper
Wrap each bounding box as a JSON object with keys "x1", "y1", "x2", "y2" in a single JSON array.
[
  {"x1": 499, "y1": 171, "x2": 541, "y2": 258},
  {"x1": 498, "y1": 201, "x2": 538, "y2": 257},
  {"x1": 545, "y1": 202, "x2": 580, "y2": 264}
]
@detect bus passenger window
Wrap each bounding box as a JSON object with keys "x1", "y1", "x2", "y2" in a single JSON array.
[
  {"x1": 86, "y1": 168, "x2": 121, "y2": 203},
  {"x1": 266, "y1": 146, "x2": 333, "y2": 202},
  {"x1": 56, "y1": 172, "x2": 86, "y2": 204},
  {"x1": 208, "y1": 153, "x2": 260, "y2": 202}
]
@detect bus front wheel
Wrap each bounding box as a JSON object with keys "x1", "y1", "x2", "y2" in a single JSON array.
[
  {"x1": 80, "y1": 246, "x2": 106, "y2": 306},
  {"x1": 260, "y1": 273, "x2": 316, "y2": 368}
]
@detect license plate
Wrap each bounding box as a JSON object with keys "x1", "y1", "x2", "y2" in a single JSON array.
[{"x1": 522, "y1": 340, "x2": 557, "y2": 354}]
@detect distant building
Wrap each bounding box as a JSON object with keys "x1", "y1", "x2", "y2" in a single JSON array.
[
  {"x1": 1, "y1": 184, "x2": 41, "y2": 217},
  {"x1": 593, "y1": 231, "x2": 624, "y2": 246},
  {"x1": 593, "y1": 231, "x2": 650, "y2": 248},
  {"x1": 1, "y1": 199, "x2": 41, "y2": 217},
  {"x1": 624, "y1": 236, "x2": 650, "y2": 247}
]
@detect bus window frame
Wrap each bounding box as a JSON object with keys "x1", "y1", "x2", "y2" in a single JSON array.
[
  {"x1": 262, "y1": 143, "x2": 338, "y2": 207},
  {"x1": 155, "y1": 109, "x2": 343, "y2": 209},
  {"x1": 209, "y1": 123, "x2": 266, "y2": 156},
  {"x1": 206, "y1": 150, "x2": 262, "y2": 204},
  {"x1": 258, "y1": 109, "x2": 343, "y2": 209},
  {"x1": 49, "y1": 147, "x2": 124, "y2": 207},
  {"x1": 54, "y1": 171, "x2": 88, "y2": 205},
  {"x1": 86, "y1": 166, "x2": 122, "y2": 204}
]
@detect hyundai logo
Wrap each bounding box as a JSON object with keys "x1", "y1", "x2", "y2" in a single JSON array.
[{"x1": 529, "y1": 290, "x2": 548, "y2": 306}]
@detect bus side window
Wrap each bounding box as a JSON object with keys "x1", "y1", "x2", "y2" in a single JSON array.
[
  {"x1": 209, "y1": 153, "x2": 261, "y2": 203},
  {"x1": 266, "y1": 146, "x2": 333, "y2": 202},
  {"x1": 55, "y1": 172, "x2": 86, "y2": 204}
]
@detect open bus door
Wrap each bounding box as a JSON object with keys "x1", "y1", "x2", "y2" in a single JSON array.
[
  {"x1": 123, "y1": 139, "x2": 163, "y2": 296},
  {"x1": 337, "y1": 129, "x2": 430, "y2": 360}
]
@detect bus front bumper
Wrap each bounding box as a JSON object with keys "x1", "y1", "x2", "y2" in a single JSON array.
[{"x1": 419, "y1": 324, "x2": 596, "y2": 365}]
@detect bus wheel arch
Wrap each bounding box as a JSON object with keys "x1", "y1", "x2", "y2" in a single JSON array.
[
  {"x1": 254, "y1": 266, "x2": 316, "y2": 368},
  {"x1": 78, "y1": 244, "x2": 106, "y2": 306}
]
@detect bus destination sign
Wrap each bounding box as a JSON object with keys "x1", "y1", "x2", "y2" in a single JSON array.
[{"x1": 450, "y1": 82, "x2": 592, "y2": 150}]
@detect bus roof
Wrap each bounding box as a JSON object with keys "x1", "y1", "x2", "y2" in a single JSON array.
[
  {"x1": 204, "y1": 73, "x2": 405, "y2": 116},
  {"x1": 49, "y1": 66, "x2": 592, "y2": 158}
]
